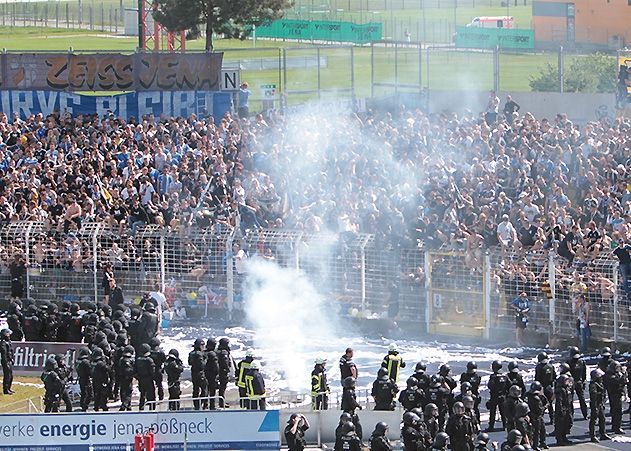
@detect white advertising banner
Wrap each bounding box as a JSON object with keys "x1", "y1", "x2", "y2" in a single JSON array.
[{"x1": 0, "y1": 410, "x2": 280, "y2": 451}]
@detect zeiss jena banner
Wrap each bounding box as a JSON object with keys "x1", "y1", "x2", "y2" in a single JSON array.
[
  {"x1": 0, "y1": 90, "x2": 232, "y2": 121},
  {"x1": 0, "y1": 410, "x2": 280, "y2": 451}
]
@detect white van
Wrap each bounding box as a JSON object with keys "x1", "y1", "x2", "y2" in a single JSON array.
[{"x1": 467, "y1": 16, "x2": 514, "y2": 29}]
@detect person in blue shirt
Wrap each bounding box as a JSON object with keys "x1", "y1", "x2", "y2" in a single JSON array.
[
  {"x1": 511, "y1": 292, "x2": 530, "y2": 347},
  {"x1": 238, "y1": 82, "x2": 251, "y2": 118}
]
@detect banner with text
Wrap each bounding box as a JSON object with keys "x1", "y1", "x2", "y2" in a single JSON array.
[
  {"x1": 0, "y1": 90, "x2": 232, "y2": 121},
  {"x1": 0, "y1": 52, "x2": 223, "y2": 92},
  {"x1": 0, "y1": 410, "x2": 280, "y2": 450},
  {"x1": 13, "y1": 341, "x2": 83, "y2": 374},
  {"x1": 256, "y1": 19, "x2": 382, "y2": 44},
  {"x1": 455, "y1": 27, "x2": 535, "y2": 49}
]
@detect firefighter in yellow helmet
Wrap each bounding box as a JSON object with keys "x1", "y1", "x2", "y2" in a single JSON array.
[
  {"x1": 236, "y1": 349, "x2": 254, "y2": 408},
  {"x1": 381, "y1": 343, "x2": 406, "y2": 384},
  {"x1": 311, "y1": 357, "x2": 330, "y2": 410}
]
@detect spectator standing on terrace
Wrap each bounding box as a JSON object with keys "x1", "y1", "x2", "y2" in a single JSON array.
[
  {"x1": 503, "y1": 95, "x2": 520, "y2": 123},
  {"x1": 485, "y1": 91, "x2": 500, "y2": 125},
  {"x1": 238, "y1": 82, "x2": 251, "y2": 118},
  {"x1": 511, "y1": 292, "x2": 530, "y2": 347},
  {"x1": 575, "y1": 294, "x2": 591, "y2": 352},
  {"x1": 497, "y1": 215, "x2": 518, "y2": 251}
]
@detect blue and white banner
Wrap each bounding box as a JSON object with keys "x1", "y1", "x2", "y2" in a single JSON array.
[
  {"x1": 0, "y1": 90, "x2": 232, "y2": 121},
  {"x1": 0, "y1": 410, "x2": 280, "y2": 450}
]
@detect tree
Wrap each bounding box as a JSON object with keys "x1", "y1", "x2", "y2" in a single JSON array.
[
  {"x1": 152, "y1": 0, "x2": 294, "y2": 51},
  {"x1": 529, "y1": 53, "x2": 617, "y2": 93}
]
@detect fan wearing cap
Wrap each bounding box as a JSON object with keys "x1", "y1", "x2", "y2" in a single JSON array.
[
  {"x1": 244, "y1": 360, "x2": 266, "y2": 410},
  {"x1": 236, "y1": 349, "x2": 255, "y2": 408},
  {"x1": 311, "y1": 356, "x2": 329, "y2": 410},
  {"x1": 589, "y1": 368, "x2": 610, "y2": 443},
  {"x1": 285, "y1": 413, "x2": 310, "y2": 451},
  {"x1": 566, "y1": 346, "x2": 588, "y2": 420},
  {"x1": 381, "y1": 343, "x2": 406, "y2": 384},
  {"x1": 0, "y1": 328, "x2": 14, "y2": 395}
]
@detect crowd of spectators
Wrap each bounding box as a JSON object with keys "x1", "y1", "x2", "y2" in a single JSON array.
[{"x1": 0, "y1": 96, "x2": 631, "y2": 319}]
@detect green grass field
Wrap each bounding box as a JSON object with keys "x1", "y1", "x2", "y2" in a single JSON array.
[{"x1": 0, "y1": 377, "x2": 44, "y2": 413}]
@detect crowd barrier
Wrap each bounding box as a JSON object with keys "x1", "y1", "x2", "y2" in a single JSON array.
[{"x1": 0, "y1": 221, "x2": 627, "y2": 346}]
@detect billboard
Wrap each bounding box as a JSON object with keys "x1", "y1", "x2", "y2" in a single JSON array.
[
  {"x1": 0, "y1": 410, "x2": 280, "y2": 450},
  {"x1": 12, "y1": 341, "x2": 83, "y2": 374},
  {"x1": 0, "y1": 90, "x2": 232, "y2": 121},
  {"x1": 0, "y1": 53, "x2": 223, "y2": 92},
  {"x1": 256, "y1": 19, "x2": 382, "y2": 44},
  {"x1": 455, "y1": 26, "x2": 535, "y2": 49}
]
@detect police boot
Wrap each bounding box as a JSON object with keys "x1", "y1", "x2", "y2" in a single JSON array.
[{"x1": 600, "y1": 433, "x2": 611, "y2": 441}]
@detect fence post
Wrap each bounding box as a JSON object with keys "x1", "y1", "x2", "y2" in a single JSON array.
[
  {"x1": 282, "y1": 48, "x2": 288, "y2": 102},
  {"x1": 558, "y1": 45, "x2": 564, "y2": 93},
  {"x1": 66, "y1": 3, "x2": 70, "y2": 29},
  {"x1": 483, "y1": 254, "x2": 491, "y2": 340},
  {"x1": 226, "y1": 234, "x2": 235, "y2": 320},
  {"x1": 56, "y1": 3, "x2": 59, "y2": 28},
  {"x1": 350, "y1": 46, "x2": 356, "y2": 102},
  {"x1": 394, "y1": 42, "x2": 399, "y2": 94},
  {"x1": 548, "y1": 252, "x2": 556, "y2": 338},
  {"x1": 370, "y1": 42, "x2": 375, "y2": 98},
  {"x1": 613, "y1": 261, "x2": 619, "y2": 345},
  {"x1": 92, "y1": 224, "x2": 101, "y2": 304},
  {"x1": 494, "y1": 45, "x2": 500, "y2": 92},
  {"x1": 25, "y1": 223, "x2": 34, "y2": 300},
  {"x1": 317, "y1": 47, "x2": 321, "y2": 100},
  {"x1": 424, "y1": 250, "x2": 431, "y2": 334},
  {"x1": 159, "y1": 230, "x2": 166, "y2": 292},
  {"x1": 359, "y1": 239, "x2": 367, "y2": 315}
]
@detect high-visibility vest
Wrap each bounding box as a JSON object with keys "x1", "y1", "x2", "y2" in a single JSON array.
[
  {"x1": 384, "y1": 354, "x2": 403, "y2": 383},
  {"x1": 237, "y1": 360, "x2": 251, "y2": 388},
  {"x1": 311, "y1": 373, "x2": 323, "y2": 396},
  {"x1": 245, "y1": 374, "x2": 265, "y2": 400}
]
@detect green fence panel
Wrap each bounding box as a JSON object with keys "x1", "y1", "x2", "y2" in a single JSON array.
[
  {"x1": 257, "y1": 19, "x2": 382, "y2": 44},
  {"x1": 455, "y1": 26, "x2": 535, "y2": 49}
]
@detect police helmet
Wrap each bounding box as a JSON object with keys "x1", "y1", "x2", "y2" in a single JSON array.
[
  {"x1": 558, "y1": 363, "x2": 570, "y2": 375},
  {"x1": 537, "y1": 352, "x2": 549, "y2": 363},
  {"x1": 407, "y1": 377, "x2": 419, "y2": 388},
  {"x1": 461, "y1": 381, "x2": 472, "y2": 393},
  {"x1": 529, "y1": 381, "x2": 543, "y2": 394},
  {"x1": 477, "y1": 432, "x2": 490, "y2": 445},
  {"x1": 44, "y1": 357, "x2": 58, "y2": 371},
  {"x1": 339, "y1": 412, "x2": 352, "y2": 424},
  {"x1": 601, "y1": 347, "x2": 612, "y2": 357},
  {"x1": 557, "y1": 373, "x2": 571, "y2": 386},
  {"x1": 78, "y1": 346, "x2": 91, "y2": 358},
  {"x1": 91, "y1": 347, "x2": 104, "y2": 360},
  {"x1": 139, "y1": 343, "x2": 151, "y2": 357},
  {"x1": 377, "y1": 367, "x2": 389, "y2": 380},
  {"x1": 430, "y1": 374, "x2": 442, "y2": 387},
  {"x1": 410, "y1": 407, "x2": 424, "y2": 418},
  {"x1": 374, "y1": 422, "x2": 388, "y2": 435},
  {"x1": 433, "y1": 432, "x2": 450, "y2": 448},
  {"x1": 415, "y1": 362, "x2": 427, "y2": 372},
  {"x1": 590, "y1": 368, "x2": 604, "y2": 380},
  {"x1": 60, "y1": 301, "x2": 71, "y2": 312},
  {"x1": 508, "y1": 385, "x2": 522, "y2": 398},
  {"x1": 341, "y1": 422, "x2": 355, "y2": 435},
  {"x1": 122, "y1": 346, "x2": 134, "y2": 358},
  {"x1": 343, "y1": 376, "x2": 356, "y2": 389},
  {"x1": 491, "y1": 360, "x2": 503, "y2": 372},
  {"x1": 218, "y1": 337, "x2": 230, "y2": 348},
  {"x1": 249, "y1": 360, "x2": 260, "y2": 370},
  {"x1": 507, "y1": 429, "x2": 523, "y2": 443},
  {"x1": 402, "y1": 411, "x2": 420, "y2": 426},
  {"x1": 466, "y1": 361, "x2": 477, "y2": 372},
  {"x1": 148, "y1": 337, "x2": 161, "y2": 348},
  {"x1": 508, "y1": 361, "x2": 519, "y2": 373},
  {"x1": 439, "y1": 363, "x2": 451, "y2": 376},
  {"x1": 568, "y1": 346, "x2": 581, "y2": 359},
  {"x1": 143, "y1": 302, "x2": 156, "y2": 313},
  {"x1": 47, "y1": 303, "x2": 58, "y2": 314},
  {"x1": 424, "y1": 403, "x2": 439, "y2": 417},
  {"x1": 515, "y1": 401, "x2": 530, "y2": 417},
  {"x1": 0, "y1": 328, "x2": 11, "y2": 339},
  {"x1": 388, "y1": 343, "x2": 398, "y2": 352},
  {"x1": 607, "y1": 360, "x2": 621, "y2": 372},
  {"x1": 54, "y1": 354, "x2": 65, "y2": 365},
  {"x1": 453, "y1": 401, "x2": 465, "y2": 415},
  {"x1": 116, "y1": 334, "x2": 128, "y2": 346},
  {"x1": 168, "y1": 349, "x2": 179, "y2": 358},
  {"x1": 206, "y1": 338, "x2": 217, "y2": 351},
  {"x1": 462, "y1": 395, "x2": 475, "y2": 409},
  {"x1": 193, "y1": 338, "x2": 205, "y2": 349},
  {"x1": 70, "y1": 303, "x2": 80, "y2": 313}
]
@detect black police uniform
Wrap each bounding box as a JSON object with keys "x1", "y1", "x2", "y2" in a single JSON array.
[
  {"x1": 23, "y1": 306, "x2": 43, "y2": 341},
  {"x1": 204, "y1": 339, "x2": 219, "y2": 410},
  {"x1": 526, "y1": 387, "x2": 547, "y2": 449},
  {"x1": 503, "y1": 390, "x2": 521, "y2": 432},
  {"x1": 372, "y1": 371, "x2": 398, "y2": 411},
  {"x1": 341, "y1": 382, "x2": 363, "y2": 440},
  {"x1": 136, "y1": 345, "x2": 156, "y2": 411},
  {"x1": 425, "y1": 378, "x2": 450, "y2": 430},
  {"x1": 92, "y1": 350, "x2": 111, "y2": 412},
  {"x1": 66, "y1": 305, "x2": 84, "y2": 342},
  {"x1": 554, "y1": 374, "x2": 574, "y2": 445},
  {"x1": 604, "y1": 363, "x2": 626, "y2": 434},
  {"x1": 486, "y1": 369, "x2": 508, "y2": 431},
  {"x1": 534, "y1": 358, "x2": 556, "y2": 424},
  {"x1": 164, "y1": 350, "x2": 184, "y2": 411},
  {"x1": 370, "y1": 429, "x2": 392, "y2": 451},
  {"x1": 217, "y1": 338, "x2": 234, "y2": 408},
  {"x1": 285, "y1": 416, "x2": 309, "y2": 451},
  {"x1": 189, "y1": 340, "x2": 208, "y2": 410},
  {"x1": 54, "y1": 355, "x2": 73, "y2": 412},
  {"x1": 399, "y1": 385, "x2": 424, "y2": 411},
  {"x1": 335, "y1": 430, "x2": 362, "y2": 451},
  {"x1": 7, "y1": 302, "x2": 24, "y2": 342},
  {"x1": 445, "y1": 412, "x2": 475, "y2": 451},
  {"x1": 149, "y1": 339, "x2": 166, "y2": 401},
  {"x1": 75, "y1": 350, "x2": 93, "y2": 411},
  {"x1": 567, "y1": 355, "x2": 588, "y2": 419},
  {"x1": 41, "y1": 360, "x2": 64, "y2": 412},
  {"x1": 589, "y1": 375, "x2": 608, "y2": 441},
  {"x1": 117, "y1": 347, "x2": 136, "y2": 411},
  {"x1": 0, "y1": 330, "x2": 14, "y2": 394}
]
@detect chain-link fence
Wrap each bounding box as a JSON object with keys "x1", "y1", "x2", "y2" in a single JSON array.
[{"x1": 2, "y1": 220, "x2": 629, "y2": 345}]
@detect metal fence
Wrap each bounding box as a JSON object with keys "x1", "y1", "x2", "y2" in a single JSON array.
[{"x1": 1, "y1": 221, "x2": 628, "y2": 345}]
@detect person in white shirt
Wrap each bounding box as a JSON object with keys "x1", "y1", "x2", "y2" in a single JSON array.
[{"x1": 497, "y1": 214, "x2": 517, "y2": 249}]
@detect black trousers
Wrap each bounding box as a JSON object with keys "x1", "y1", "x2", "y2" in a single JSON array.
[
  {"x1": 119, "y1": 379, "x2": 133, "y2": 411},
  {"x1": 168, "y1": 381, "x2": 181, "y2": 411},
  {"x1": 79, "y1": 379, "x2": 92, "y2": 411},
  {"x1": 2, "y1": 363, "x2": 13, "y2": 393},
  {"x1": 192, "y1": 375, "x2": 207, "y2": 410}
]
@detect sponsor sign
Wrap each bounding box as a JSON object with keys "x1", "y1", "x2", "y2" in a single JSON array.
[
  {"x1": 0, "y1": 52, "x2": 223, "y2": 92},
  {"x1": 256, "y1": 19, "x2": 382, "y2": 44},
  {"x1": 0, "y1": 410, "x2": 280, "y2": 451},
  {"x1": 0, "y1": 90, "x2": 232, "y2": 121},
  {"x1": 455, "y1": 26, "x2": 535, "y2": 49},
  {"x1": 13, "y1": 341, "x2": 83, "y2": 373}
]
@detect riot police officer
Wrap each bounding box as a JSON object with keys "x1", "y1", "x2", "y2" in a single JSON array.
[
  {"x1": 507, "y1": 362, "x2": 526, "y2": 393},
  {"x1": 401, "y1": 412, "x2": 423, "y2": 451},
  {"x1": 92, "y1": 347, "x2": 110, "y2": 412},
  {"x1": 445, "y1": 401, "x2": 475, "y2": 451},
  {"x1": 554, "y1": 372, "x2": 574, "y2": 445},
  {"x1": 372, "y1": 367, "x2": 398, "y2": 411},
  {"x1": 503, "y1": 384, "x2": 523, "y2": 433},
  {"x1": 135, "y1": 343, "x2": 156, "y2": 411},
  {"x1": 598, "y1": 347, "x2": 612, "y2": 372},
  {"x1": 382, "y1": 343, "x2": 405, "y2": 384},
  {"x1": 117, "y1": 345, "x2": 135, "y2": 411},
  {"x1": 285, "y1": 413, "x2": 310, "y2": 451},
  {"x1": 66, "y1": 303, "x2": 84, "y2": 342},
  {"x1": 424, "y1": 403, "x2": 441, "y2": 442},
  {"x1": 41, "y1": 357, "x2": 63, "y2": 412},
  {"x1": 514, "y1": 402, "x2": 532, "y2": 447},
  {"x1": 566, "y1": 346, "x2": 588, "y2": 420},
  {"x1": 75, "y1": 347, "x2": 92, "y2": 411},
  {"x1": 6, "y1": 301, "x2": 24, "y2": 342},
  {"x1": 54, "y1": 354, "x2": 73, "y2": 412},
  {"x1": 204, "y1": 338, "x2": 219, "y2": 410},
  {"x1": 526, "y1": 381, "x2": 547, "y2": 450},
  {"x1": 370, "y1": 422, "x2": 392, "y2": 451},
  {"x1": 217, "y1": 337, "x2": 235, "y2": 408},
  {"x1": 335, "y1": 422, "x2": 361, "y2": 451},
  {"x1": 311, "y1": 357, "x2": 329, "y2": 410},
  {"x1": 189, "y1": 338, "x2": 207, "y2": 410},
  {"x1": 341, "y1": 376, "x2": 363, "y2": 440},
  {"x1": 589, "y1": 368, "x2": 610, "y2": 443},
  {"x1": 534, "y1": 352, "x2": 556, "y2": 425},
  {"x1": 461, "y1": 361, "x2": 481, "y2": 419},
  {"x1": 486, "y1": 360, "x2": 508, "y2": 432},
  {"x1": 426, "y1": 374, "x2": 449, "y2": 430},
  {"x1": 148, "y1": 337, "x2": 166, "y2": 401},
  {"x1": 0, "y1": 328, "x2": 14, "y2": 395},
  {"x1": 111, "y1": 333, "x2": 128, "y2": 402},
  {"x1": 164, "y1": 348, "x2": 183, "y2": 411},
  {"x1": 604, "y1": 360, "x2": 625, "y2": 435},
  {"x1": 23, "y1": 305, "x2": 43, "y2": 342},
  {"x1": 399, "y1": 377, "x2": 424, "y2": 411}
]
